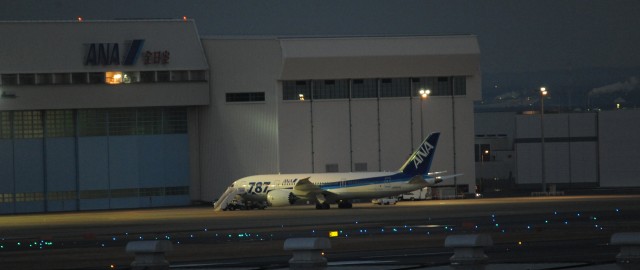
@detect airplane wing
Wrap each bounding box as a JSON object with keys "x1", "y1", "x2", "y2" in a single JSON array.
[
  {"x1": 292, "y1": 177, "x2": 322, "y2": 193},
  {"x1": 292, "y1": 177, "x2": 338, "y2": 204}
]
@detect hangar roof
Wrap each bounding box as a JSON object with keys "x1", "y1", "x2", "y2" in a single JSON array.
[{"x1": 278, "y1": 35, "x2": 480, "y2": 80}]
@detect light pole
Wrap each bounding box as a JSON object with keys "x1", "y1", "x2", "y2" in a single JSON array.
[
  {"x1": 540, "y1": 87, "x2": 548, "y2": 193},
  {"x1": 419, "y1": 89, "x2": 430, "y2": 139},
  {"x1": 481, "y1": 149, "x2": 489, "y2": 188}
]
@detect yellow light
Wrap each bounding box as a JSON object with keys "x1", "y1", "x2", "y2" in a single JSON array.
[
  {"x1": 329, "y1": 231, "x2": 339, "y2": 237},
  {"x1": 616, "y1": 103, "x2": 621, "y2": 109},
  {"x1": 298, "y1": 94, "x2": 305, "y2": 101},
  {"x1": 419, "y1": 89, "x2": 431, "y2": 99},
  {"x1": 105, "y1": 71, "x2": 123, "y2": 85}
]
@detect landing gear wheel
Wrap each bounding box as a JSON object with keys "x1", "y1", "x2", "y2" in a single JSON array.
[
  {"x1": 315, "y1": 202, "x2": 330, "y2": 210},
  {"x1": 338, "y1": 201, "x2": 353, "y2": 209}
]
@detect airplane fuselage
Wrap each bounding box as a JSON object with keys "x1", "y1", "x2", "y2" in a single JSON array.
[
  {"x1": 214, "y1": 132, "x2": 446, "y2": 210},
  {"x1": 234, "y1": 171, "x2": 432, "y2": 203}
]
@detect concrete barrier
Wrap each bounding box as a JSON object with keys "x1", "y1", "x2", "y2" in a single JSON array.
[
  {"x1": 126, "y1": 240, "x2": 173, "y2": 270},
  {"x1": 444, "y1": 234, "x2": 493, "y2": 267},
  {"x1": 284, "y1": 237, "x2": 331, "y2": 270},
  {"x1": 611, "y1": 232, "x2": 640, "y2": 265}
]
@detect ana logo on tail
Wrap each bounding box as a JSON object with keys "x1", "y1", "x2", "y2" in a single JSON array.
[{"x1": 413, "y1": 141, "x2": 434, "y2": 169}]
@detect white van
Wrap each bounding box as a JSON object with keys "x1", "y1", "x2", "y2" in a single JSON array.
[
  {"x1": 371, "y1": 197, "x2": 398, "y2": 205},
  {"x1": 398, "y1": 188, "x2": 432, "y2": 201}
]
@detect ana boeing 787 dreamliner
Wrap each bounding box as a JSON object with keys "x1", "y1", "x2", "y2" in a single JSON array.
[{"x1": 214, "y1": 132, "x2": 456, "y2": 211}]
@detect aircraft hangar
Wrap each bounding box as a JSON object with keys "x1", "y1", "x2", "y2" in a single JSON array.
[{"x1": 0, "y1": 19, "x2": 480, "y2": 214}]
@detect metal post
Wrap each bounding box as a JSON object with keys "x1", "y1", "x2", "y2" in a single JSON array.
[
  {"x1": 420, "y1": 97, "x2": 424, "y2": 140},
  {"x1": 540, "y1": 88, "x2": 546, "y2": 193}
]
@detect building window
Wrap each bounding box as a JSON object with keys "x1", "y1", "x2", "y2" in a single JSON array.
[
  {"x1": 313, "y1": 79, "x2": 349, "y2": 99},
  {"x1": 171, "y1": 71, "x2": 189, "y2": 82},
  {"x1": 326, "y1": 163, "x2": 339, "y2": 172},
  {"x1": 1, "y1": 74, "x2": 18, "y2": 85},
  {"x1": 122, "y1": 72, "x2": 138, "y2": 83},
  {"x1": 226, "y1": 92, "x2": 266, "y2": 103},
  {"x1": 72, "y1": 73, "x2": 87, "y2": 84},
  {"x1": 380, "y1": 78, "x2": 411, "y2": 97},
  {"x1": 140, "y1": 71, "x2": 155, "y2": 83},
  {"x1": 46, "y1": 110, "x2": 75, "y2": 137},
  {"x1": 157, "y1": 71, "x2": 170, "y2": 82},
  {"x1": 13, "y1": 111, "x2": 43, "y2": 139},
  {"x1": 283, "y1": 80, "x2": 311, "y2": 101},
  {"x1": 0, "y1": 112, "x2": 11, "y2": 139},
  {"x1": 190, "y1": 70, "x2": 207, "y2": 81},
  {"x1": 20, "y1": 74, "x2": 36, "y2": 85},
  {"x1": 163, "y1": 107, "x2": 187, "y2": 134},
  {"x1": 137, "y1": 108, "x2": 163, "y2": 135},
  {"x1": 88, "y1": 72, "x2": 105, "y2": 84},
  {"x1": 78, "y1": 109, "x2": 108, "y2": 136},
  {"x1": 105, "y1": 71, "x2": 124, "y2": 84},
  {"x1": 453, "y1": 76, "x2": 466, "y2": 95},
  {"x1": 1, "y1": 70, "x2": 208, "y2": 85},
  {"x1": 36, "y1": 74, "x2": 53, "y2": 85},
  {"x1": 53, "y1": 73, "x2": 72, "y2": 84},
  {"x1": 354, "y1": 162, "x2": 368, "y2": 172},
  {"x1": 411, "y1": 77, "x2": 433, "y2": 97},
  {"x1": 108, "y1": 108, "x2": 136, "y2": 136},
  {"x1": 282, "y1": 76, "x2": 466, "y2": 100},
  {"x1": 351, "y1": 79, "x2": 378, "y2": 98}
]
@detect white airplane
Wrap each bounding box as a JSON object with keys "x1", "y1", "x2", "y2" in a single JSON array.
[{"x1": 214, "y1": 132, "x2": 456, "y2": 211}]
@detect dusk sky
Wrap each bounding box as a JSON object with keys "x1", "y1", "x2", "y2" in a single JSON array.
[{"x1": 2, "y1": 0, "x2": 640, "y2": 107}]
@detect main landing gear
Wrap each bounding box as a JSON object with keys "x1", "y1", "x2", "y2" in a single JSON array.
[
  {"x1": 338, "y1": 200, "x2": 353, "y2": 209},
  {"x1": 315, "y1": 200, "x2": 353, "y2": 209},
  {"x1": 315, "y1": 202, "x2": 330, "y2": 209}
]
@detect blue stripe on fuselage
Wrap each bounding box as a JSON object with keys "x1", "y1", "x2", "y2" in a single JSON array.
[{"x1": 316, "y1": 172, "x2": 411, "y2": 190}]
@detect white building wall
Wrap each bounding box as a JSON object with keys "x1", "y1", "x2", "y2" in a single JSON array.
[
  {"x1": 313, "y1": 101, "x2": 351, "y2": 173},
  {"x1": 200, "y1": 39, "x2": 281, "y2": 200},
  {"x1": 570, "y1": 141, "x2": 598, "y2": 183},
  {"x1": 351, "y1": 100, "x2": 381, "y2": 171},
  {"x1": 452, "y1": 98, "x2": 478, "y2": 191},
  {"x1": 278, "y1": 101, "x2": 313, "y2": 174},
  {"x1": 599, "y1": 110, "x2": 640, "y2": 187},
  {"x1": 515, "y1": 113, "x2": 598, "y2": 186},
  {"x1": 379, "y1": 99, "x2": 413, "y2": 171}
]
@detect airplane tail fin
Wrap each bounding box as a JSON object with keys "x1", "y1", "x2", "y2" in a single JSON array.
[{"x1": 399, "y1": 132, "x2": 440, "y2": 176}]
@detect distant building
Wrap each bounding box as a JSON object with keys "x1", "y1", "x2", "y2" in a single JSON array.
[
  {"x1": 0, "y1": 20, "x2": 481, "y2": 214},
  {"x1": 475, "y1": 109, "x2": 640, "y2": 193}
]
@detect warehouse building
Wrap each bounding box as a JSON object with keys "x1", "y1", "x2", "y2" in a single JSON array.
[
  {"x1": 475, "y1": 109, "x2": 640, "y2": 193},
  {"x1": 0, "y1": 20, "x2": 481, "y2": 213}
]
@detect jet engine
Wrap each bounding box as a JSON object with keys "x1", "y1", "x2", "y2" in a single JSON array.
[{"x1": 266, "y1": 189, "x2": 298, "y2": 207}]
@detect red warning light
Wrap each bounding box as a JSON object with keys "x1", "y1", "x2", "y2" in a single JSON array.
[
  {"x1": 182, "y1": 16, "x2": 188, "y2": 21},
  {"x1": 77, "y1": 17, "x2": 83, "y2": 22}
]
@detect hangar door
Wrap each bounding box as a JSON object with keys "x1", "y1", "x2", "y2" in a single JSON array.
[{"x1": 0, "y1": 107, "x2": 190, "y2": 214}]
